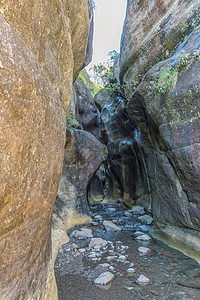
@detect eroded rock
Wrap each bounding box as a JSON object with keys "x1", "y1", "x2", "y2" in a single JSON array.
[
  {"x1": 94, "y1": 272, "x2": 115, "y2": 285},
  {"x1": 0, "y1": 1, "x2": 93, "y2": 299}
]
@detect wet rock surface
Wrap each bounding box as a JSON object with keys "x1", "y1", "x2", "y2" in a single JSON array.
[{"x1": 55, "y1": 204, "x2": 200, "y2": 299}]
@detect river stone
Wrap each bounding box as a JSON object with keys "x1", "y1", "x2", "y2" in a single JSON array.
[
  {"x1": 99, "y1": 263, "x2": 110, "y2": 269},
  {"x1": 103, "y1": 220, "x2": 122, "y2": 232},
  {"x1": 138, "y1": 215, "x2": 154, "y2": 225},
  {"x1": 135, "y1": 234, "x2": 152, "y2": 241},
  {"x1": 78, "y1": 248, "x2": 86, "y2": 253},
  {"x1": 94, "y1": 272, "x2": 115, "y2": 285},
  {"x1": 118, "y1": 255, "x2": 126, "y2": 262},
  {"x1": 131, "y1": 206, "x2": 145, "y2": 215},
  {"x1": 136, "y1": 275, "x2": 151, "y2": 286},
  {"x1": 70, "y1": 228, "x2": 93, "y2": 239},
  {"x1": 134, "y1": 231, "x2": 145, "y2": 237},
  {"x1": 94, "y1": 215, "x2": 103, "y2": 222},
  {"x1": 106, "y1": 256, "x2": 118, "y2": 262},
  {"x1": 127, "y1": 268, "x2": 136, "y2": 274},
  {"x1": 89, "y1": 238, "x2": 108, "y2": 248},
  {"x1": 138, "y1": 247, "x2": 151, "y2": 255}
]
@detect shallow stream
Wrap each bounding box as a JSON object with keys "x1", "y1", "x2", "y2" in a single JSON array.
[{"x1": 55, "y1": 203, "x2": 200, "y2": 300}]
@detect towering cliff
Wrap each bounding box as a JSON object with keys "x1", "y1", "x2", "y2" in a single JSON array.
[
  {"x1": 120, "y1": 0, "x2": 200, "y2": 88},
  {"x1": 0, "y1": 1, "x2": 93, "y2": 299},
  {"x1": 88, "y1": 0, "x2": 200, "y2": 251},
  {"x1": 119, "y1": 0, "x2": 200, "y2": 249}
]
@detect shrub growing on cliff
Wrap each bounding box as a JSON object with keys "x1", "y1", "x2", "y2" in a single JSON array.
[{"x1": 155, "y1": 67, "x2": 178, "y2": 95}]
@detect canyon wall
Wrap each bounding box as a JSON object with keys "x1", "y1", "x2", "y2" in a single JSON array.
[
  {"x1": 0, "y1": 1, "x2": 92, "y2": 299},
  {"x1": 88, "y1": 0, "x2": 200, "y2": 250},
  {"x1": 118, "y1": 0, "x2": 200, "y2": 249}
]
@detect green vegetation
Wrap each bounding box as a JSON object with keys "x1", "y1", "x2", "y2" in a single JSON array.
[
  {"x1": 154, "y1": 49, "x2": 200, "y2": 95},
  {"x1": 66, "y1": 111, "x2": 76, "y2": 123},
  {"x1": 92, "y1": 50, "x2": 119, "y2": 86},
  {"x1": 78, "y1": 69, "x2": 101, "y2": 96},
  {"x1": 155, "y1": 67, "x2": 178, "y2": 95}
]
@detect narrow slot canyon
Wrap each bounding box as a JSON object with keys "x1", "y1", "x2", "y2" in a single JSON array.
[{"x1": 0, "y1": 0, "x2": 200, "y2": 300}]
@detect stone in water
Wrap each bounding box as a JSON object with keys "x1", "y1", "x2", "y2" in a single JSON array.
[{"x1": 94, "y1": 272, "x2": 115, "y2": 285}]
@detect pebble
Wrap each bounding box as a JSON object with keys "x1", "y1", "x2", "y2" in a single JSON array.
[
  {"x1": 78, "y1": 248, "x2": 86, "y2": 253},
  {"x1": 124, "y1": 211, "x2": 132, "y2": 217},
  {"x1": 70, "y1": 228, "x2": 93, "y2": 239},
  {"x1": 109, "y1": 266, "x2": 115, "y2": 272},
  {"x1": 99, "y1": 263, "x2": 110, "y2": 269},
  {"x1": 106, "y1": 256, "x2": 118, "y2": 262},
  {"x1": 133, "y1": 231, "x2": 144, "y2": 237},
  {"x1": 94, "y1": 272, "x2": 115, "y2": 285},
  {"x1": 70, "y1": 243, "x2": 78, "y2": 250},
  {"x1": 94, "y1": 215, "x2": 103, "y2": 222},
  {"x1": 127, "y1": 268, "x2": 136, "y2": 274},
  {"x1": 118, "y1": 255, "x2": 126, "y2": 261},
  {"x1": 136, "y1": 274, "x2": 151, "y2": 286},
  {"x1": 138, "y1": 215, "x2": 154, "y2": 225},
  {"x1": 138, "y1": 247, "x2": 151, "y2": 255},
  {"x1": 89, "y1": 238, "x2": 108, "y2": 248},
  {"x1": 88, "y1": 253, "x2": 98, "y2": 258},
  {"x1": 90, "y1": 221, "x2": 99, "y2": 226},
  {"x1": 103, "y1": 220, "x2": 122, "y2": 232},
  {"x1": 131, "y1": 205, "x2": 145, "y2": 215},
  {"x1": 135, "y1": 234, "x2": 152, "y2": 241}
]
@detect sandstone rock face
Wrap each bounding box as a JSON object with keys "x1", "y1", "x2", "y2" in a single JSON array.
[
  {"x1": 54, "y1": 127, "x2": 107, "y2": 231},
  {"x1": 127, "y1": 26, "x2": 200, "y2": 248},
  {"x1": 0, "y1": 1, "x2": 92, "y2": 299},
  {"x1": 120, "y1": 0, "x2": 200, "y2": 90}
]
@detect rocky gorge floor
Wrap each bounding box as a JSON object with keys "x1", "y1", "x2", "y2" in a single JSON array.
[{"x1": 55, "y1": 204, "x2": 200, "y2": 300}]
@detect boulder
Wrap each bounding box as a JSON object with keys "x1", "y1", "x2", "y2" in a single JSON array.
[
  {"x1": 54, "y1": 127, "x2": 107, "y2": 231},
  {"x1": 0, "y1": 0, "x2": 92, "y2": 299}
]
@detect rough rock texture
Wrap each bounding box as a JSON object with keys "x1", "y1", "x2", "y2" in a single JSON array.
[
  {"x1": 120, "y1": 0, "x2": 200, "y2": 90},
  {"x1": 0, "y1": 1, "x2": 92, "y2": 299},
  {"x1": 88, "y1": 88, "x2": 149, "y2": 206},
  {"x1": 54, "y1": 126, "x2": 107, "y2": 233},
  {"x1": 127, "y1": 26, "x2": 200, "y2": 249},
  {"x1": 88, "y1": 165, "x2": 106, "y2": 202},
  {"x1": 73, "y1": 78, "x2": 102, "y2": 140}
]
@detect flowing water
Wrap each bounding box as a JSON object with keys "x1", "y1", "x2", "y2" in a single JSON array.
[{"x1": 55, "y1": 203, "x2": 200, "y2": 300}]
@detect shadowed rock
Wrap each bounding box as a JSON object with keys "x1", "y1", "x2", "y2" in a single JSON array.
[
  {"x1": 127, "y1": 26, "x2": 200, "y2": 250},
  {"x1": 53, "y1": 127, "x2": 107, "y2": 232}
]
